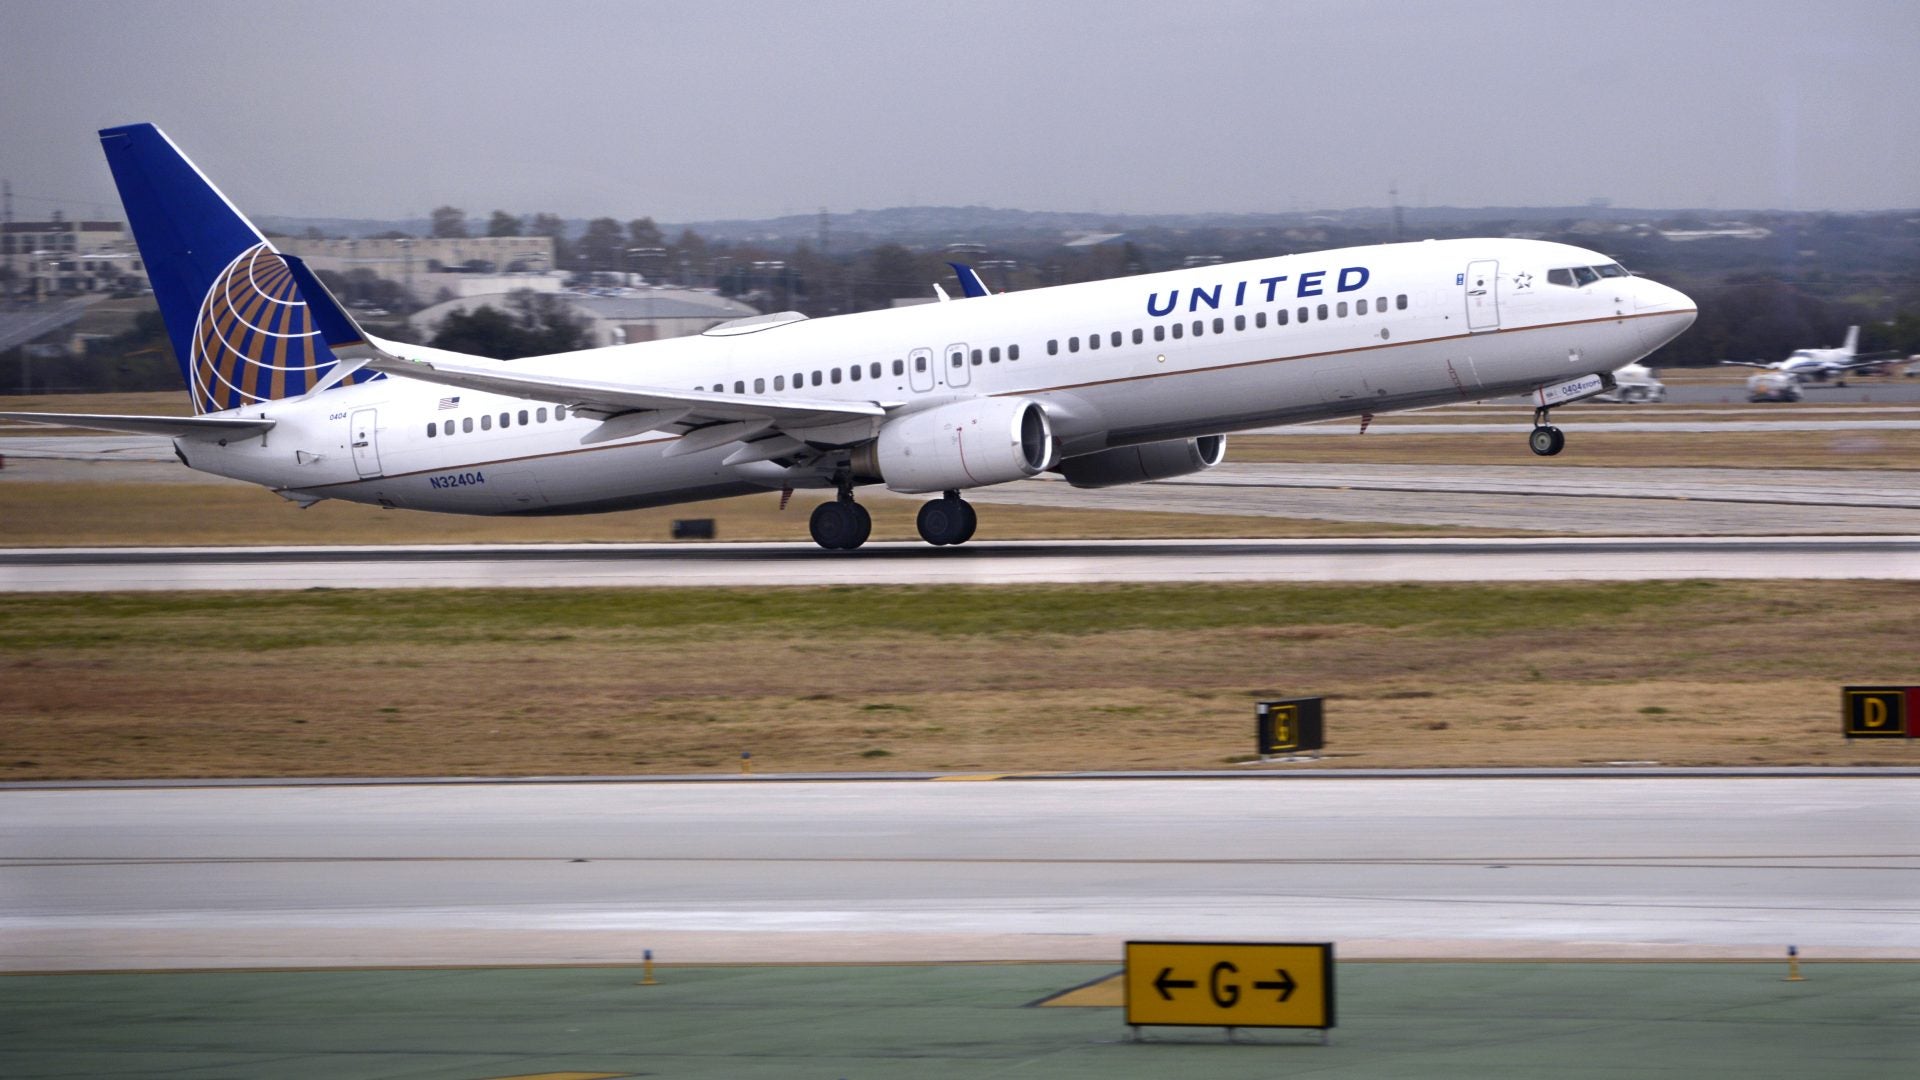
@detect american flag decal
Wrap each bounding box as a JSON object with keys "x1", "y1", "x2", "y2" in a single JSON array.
[{"x1": 438, "y1": 396, "x2": 461, "y2": 410}]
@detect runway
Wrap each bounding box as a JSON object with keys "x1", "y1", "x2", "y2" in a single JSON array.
[
  {"x1": 4, "y1": 534, "x2": 1919, "y2": 589},
  {"x1": 3, "y1": 776, "x2": 1915, "y2": 970}
]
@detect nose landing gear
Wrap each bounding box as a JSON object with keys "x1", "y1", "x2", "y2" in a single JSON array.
[
  {"x1": 916, "y1": 491, "x2": 977, "y2": 546},
  {"x1": 1529, "y1": 407, "x2": 1566, "y2": 457}
]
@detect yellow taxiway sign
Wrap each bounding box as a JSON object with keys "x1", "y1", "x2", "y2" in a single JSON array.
[{"x1": 1124, "y1": 941, "x2": 1334, "y2": 1029}]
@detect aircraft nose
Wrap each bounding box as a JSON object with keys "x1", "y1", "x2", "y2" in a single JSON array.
[{"x1": 1634, "y1": 278, "x2": 1697, "y2": 351}]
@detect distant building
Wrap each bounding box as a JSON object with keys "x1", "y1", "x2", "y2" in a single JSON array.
[
  {"x1": 2, "y1": 217, "x2": 143, "y2": 296},
  {"x1": 277, "y1": 235, "x2": 557, "y2": 278},
  {"x1": 410, "y1": 286, "x2": 759, "y2": 348}
]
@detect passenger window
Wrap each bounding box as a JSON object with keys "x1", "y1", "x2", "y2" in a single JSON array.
[
  {"x1": 870, "y1": 362, "x2": 881, "y2": 378},
  {"x1": 1192, "y1": 320, "x2": 1204, "y2": 336},
  {"x1": 538, "y1": 407, "x2": 548, "y2": 423},
  {"x1": 427, "y1": 423, "x2": 437, "y2": 438},
  {"x1": 1132, "y1": 328, "x2": 1143, "y2": 345},
  {"x1": 1276, "y1": 308, "x2": 1288, "y2": 325},
  {"x1": 519, "y1": 410, "x2": 529, "y2": 425},
  {"x1": 914, "y1": 356, "x2": 926, "y2": 372},
  {"x1": 1337, "y1": 302, "x2": 1348, "y2": 318},
  {"x1": 480, "y1": 414, "x2": 492, "y2": 431},
  {"x1": 1088, "y1": 333, "x2": 1099, "y2": 350},
  {"x1": 893, "y1": 359, "x2": 905, "y2": 375},
  {"x1": 555, "y1": 407, "x2": 567, "y2": 421},
  {"x1": 1009, "y1": 344, "x2": 1020, "y2": 360},
  {"x1": 1255, "y1": 312, "x2": 1267, "y2": 328},
  {"x1": 951, "y1": 350, "x2": 964, "y2": 366},
  {"x1": 989, "y1": 346, "x2": 1001, "y2": 363},
  {"x1": 1317, "y1": 304, "x2": 1328, "y2": 320},
  {"x1": 1376, "y1": 296, "x2": 1387, "y2": 311},
  {"x1": 734, "y1": 381, "x2": 745, "y2": 394},
  {"x1": 1048, "y1": 339, "x2": 1059, "y2": 355},
  {"x1": 1297, "y1": 306, "x2": 1308, "y2": 322},
  {"x1": 1396, "y1": 294, "x2": 1408, "y2": 310},
  {"x1": 1171, "y1": 323, "x2": 1184, "y2": 339},
  {"x1": 774, "y1": 376, "x2": 784, "y2": 391},
  {"x1": 1357, "y1": 299, "x2": 1368, "y2": 315},
  {"x1": 831, "y1": 368, "x2": 843, "y2": 384},
  {"x1": 1213, "y1": 317, "x2": 1225, "y2": 334},
  {"x1": 849, "y1": 365, "x2": 860, "y2": 382},
  {"x1": 1234, "y1": 315, "x2": 1246, "y2": 331},
  {"x1": 499, "y1": 412, "x2": 510, "y2": 428},
  {"x1": 1069, "y1": 337, "x2": 1080, "y2": 353},
  {"x1": 1111, "y1": 331, "x2": 1122, "y2": 347},
  {"x1": 812, "y1": 371, "x2": 823, "y2": 386},
  {"x1": 463, "y1": 417, "x2": 473, "y2": 433},
  {"x1": 1153, "y1": 325, "x2": 1166, "y2": 341}
]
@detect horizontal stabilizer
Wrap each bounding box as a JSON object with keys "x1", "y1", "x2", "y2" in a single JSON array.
[{"x1": 0, "y1": 412, "x2": 276, "y2": 438}]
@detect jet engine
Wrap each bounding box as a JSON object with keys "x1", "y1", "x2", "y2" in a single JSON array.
[
  {"x1": 852, "y1": 397, "x2": 1054, "y2": 494},
  {"x1": 1057, "y1": 435, "x2": 1226, "y2": 489}
]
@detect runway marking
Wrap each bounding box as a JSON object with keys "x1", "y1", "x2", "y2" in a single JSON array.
[{"x1": 482, "y1": 1073, "x2": 628, "y2": 1080}]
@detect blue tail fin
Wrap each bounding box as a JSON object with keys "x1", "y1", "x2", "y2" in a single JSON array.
[{"x1": 99, "y1": 123, "x2": 378, "y2": 414}]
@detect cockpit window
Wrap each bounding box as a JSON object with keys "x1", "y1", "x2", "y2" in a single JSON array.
[{"x1": 1547, "y1": 263, "x2": 1629, "y2": 287}]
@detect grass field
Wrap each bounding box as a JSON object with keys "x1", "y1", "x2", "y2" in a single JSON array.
[{"x1": 3, "y1": 581, "x2": 1915, "y2": 780}]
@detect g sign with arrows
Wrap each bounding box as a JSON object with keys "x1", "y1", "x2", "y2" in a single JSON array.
[{"x1": 1126, "y1": 941, "x2": 1334, "y2": 1029}]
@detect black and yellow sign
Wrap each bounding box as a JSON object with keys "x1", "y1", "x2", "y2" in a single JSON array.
[
  {"x1": 1257, "y1": 698, "x2": 1325, "y2": 756},
  {"x1": 1844, "y1": 686, "x2": 1912, "y2": 739},
  {"x1": 1124, "y1": 941, "x2": 1334, "y2": 1029}
]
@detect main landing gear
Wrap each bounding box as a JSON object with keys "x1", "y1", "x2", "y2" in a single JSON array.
[
  {"x1": 1529, "y1": 407, "x2": 1566, "y2": 457},
  {"x1": 809, "y1": 487, "x2": 871, "y2": 550},
  {"x1": 807, "y1": 488, "x2": 978, "y2": 550},
  {"x1": 916, "y1": 491, "x2": 977, "y2": 547}
]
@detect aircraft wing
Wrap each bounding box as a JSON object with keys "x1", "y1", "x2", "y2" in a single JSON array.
[
  {"x1": 366, "y1": 354, "x2": 884, "y2": 423},
  {"x1": 1718, "y1": 360, "x2": 1775, "y2": 370},
  {"x1": 0, "y1": 412, "x2": 276, "y2": 438}
]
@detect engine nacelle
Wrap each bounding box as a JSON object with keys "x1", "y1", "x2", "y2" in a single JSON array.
[
  {"x1": 853, "y1": 397, "x2": 1054, "y2": 494},
  {"x1": 1057, "y1": 435, "x2": 1226, "y2": 489}
]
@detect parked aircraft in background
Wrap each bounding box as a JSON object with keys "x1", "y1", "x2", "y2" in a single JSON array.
[
  {"x1": 0, "y1": 124, "x2": 1697, "y2": 550},
  {"x1": 1721, "y1": 326, "x2": 1875, "y2": 386}
]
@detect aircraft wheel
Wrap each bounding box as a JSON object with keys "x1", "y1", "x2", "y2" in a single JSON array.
[
  {"x1": 1529, "y1": 425, "x2": 1565, "y2": 457},
  {"x1": 810, "y1": 500, "x2": 867, "y2": 550},
  {"x1": 849, "y1": 501, "x2": 872, "y2": 548},
  {"x1": 951, "y1": 499, "x2": 978, "y2": 545},
  {"x1": 916, "y1": 496, "x2": 973, "y2": 546}
]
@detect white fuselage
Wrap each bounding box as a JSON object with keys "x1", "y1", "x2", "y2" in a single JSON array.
[{"x1": 174, "y1": 237, "x2": 1695, "y2": 514}]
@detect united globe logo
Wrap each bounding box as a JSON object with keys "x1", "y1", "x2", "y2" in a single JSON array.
[{"x1": 190, "y1": 243, "x2": 372, "y2": 413}]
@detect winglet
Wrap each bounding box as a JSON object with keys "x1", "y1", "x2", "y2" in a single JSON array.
[{"x1": 948, "y1": 262, "x2": 991, "y2": 298}]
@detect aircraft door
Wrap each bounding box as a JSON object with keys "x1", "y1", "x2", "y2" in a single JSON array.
[
  {"x1": 943, "y1": 342, "x2": 972, "y2": 388},
  {"x1": 1464, "y1": 260, "x2": 1500, "y2": 332},
  {"x1": 909, "y1": 347, "x2": 935, "y2": 393},
  {"x1": 349, "y1": 408, "x2": 383, "y2": 478}
]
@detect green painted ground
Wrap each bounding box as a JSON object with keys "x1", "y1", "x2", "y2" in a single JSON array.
[{"x1": 2, "y1": 962, "x2": 1915, "y2": 1079}]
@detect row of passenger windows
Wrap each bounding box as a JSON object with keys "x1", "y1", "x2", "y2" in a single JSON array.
[
  {"x1": 427, "y1": 405, "x2": 568, "y2": 437},
  {"x1": 424, "y1": 290, "x2": 1419, "y2": 435},
  {"x1": 1047, "y1": 295, "x2": 1408, "y2": 355},
  {"x1": 702, "y1": 343, "x2": 1024, "y2": 394}
]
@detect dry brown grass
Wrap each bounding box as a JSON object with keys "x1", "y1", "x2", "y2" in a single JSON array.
[
  {"x1": 1228, "y1": 431, "x2": 1920, "y2": 470},
  {"x1": 2, "y1": 581, "x2": 1914, "y2": 780}
]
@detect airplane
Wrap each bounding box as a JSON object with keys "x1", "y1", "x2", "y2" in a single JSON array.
[
  {"x1": 0, "y1": 123, "x2": 1697, "y2": 551},
  {"x1": 1720, "y1": 325, "x2": 1877, "y2": 386}
]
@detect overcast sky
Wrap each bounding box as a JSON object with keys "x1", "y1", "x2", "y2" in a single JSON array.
[{"x1": 4, "y1": 0, "x2": 1917, "y2": 225}]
